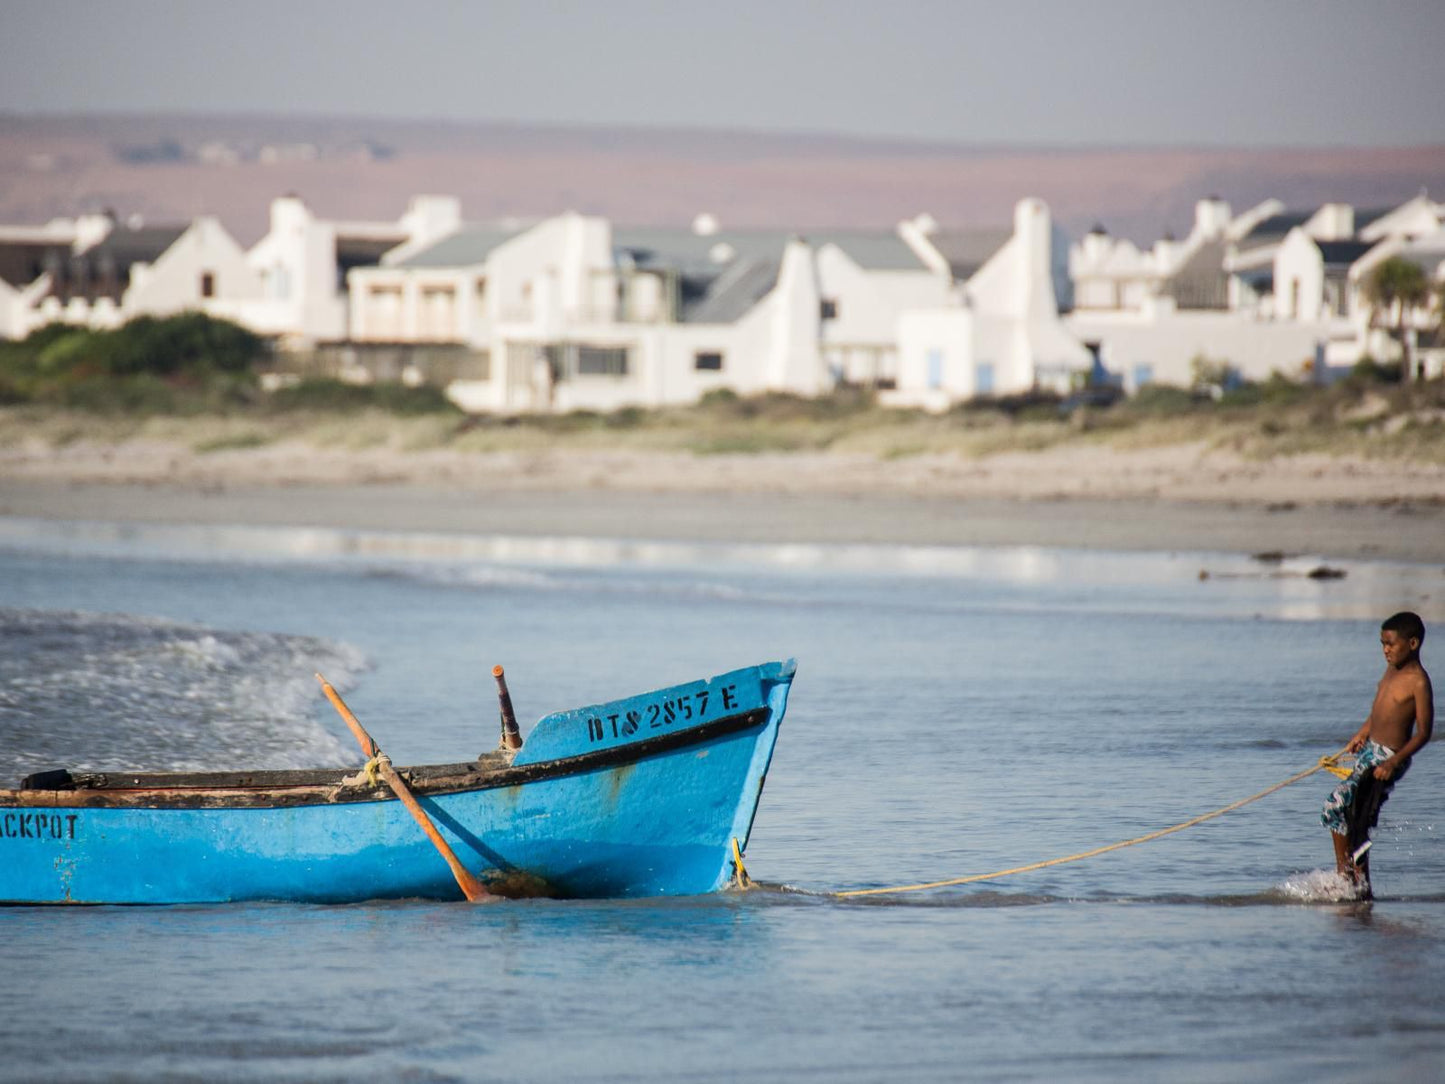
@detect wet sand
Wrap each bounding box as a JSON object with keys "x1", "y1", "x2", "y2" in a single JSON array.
[
  {"x1": 2, "y1": 475, "x2": 1442, "y2": 564},
  {"x1": 3, "y1": 432, "x2": 1444, "y2": 561}
]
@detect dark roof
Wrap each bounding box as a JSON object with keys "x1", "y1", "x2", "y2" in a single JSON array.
[
  {"x1": 1316, "y1": 241, "x2": 1373, "y2": 267},
  {"x1": 395, "y1": 225, "x2": 528, "y2": 269},
  {"x1": 809, "y1": 232, "x2": 928, "y2": 271},
  {"x1": 679, "y1": 259, "x2": 780, "y2": 324},
  {"x1": 614, "y1": 227, "x2": 928, "y2": 274},
  {"x1": 1236, "y1": 212, "x2": 1311, "y2": 252},
  {"x1": 336, "y1": 236, "x2": 401, "y2": 266},
  {"x1": 0, "y1": 239, "x2": 67, "y2": 289},
  {"x1": 1163, "y1": 240, "x2": 1228, "y2": 310},
  {"x1": 85, "y1": 225, "x2": 187, "y2": 265},
  {"x1": 615, "y1": 228, "x2": 790, "y2": 275},
  {"x1": 927, "y1": 228, "x2": 1012, "y2": 281},
  {"x1": 47, "y1": 225, "x2": 187, "y2": 303},
  {"x1": 1354, "y1": 207, "x2": 1392, "y2": 231}
]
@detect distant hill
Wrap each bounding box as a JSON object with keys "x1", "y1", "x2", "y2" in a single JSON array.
[{"x1": 3, "y1": 112, "x2": 1443, "y2": 244}]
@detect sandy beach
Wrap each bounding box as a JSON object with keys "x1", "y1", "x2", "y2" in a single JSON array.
[{"x1": 3, "y1": 437, "x2": 1444, "y2": 563}]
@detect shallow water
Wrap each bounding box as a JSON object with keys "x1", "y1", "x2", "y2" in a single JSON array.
[{"x1": 1, "y1": 519, "x2": 1443, "y2": 1081}]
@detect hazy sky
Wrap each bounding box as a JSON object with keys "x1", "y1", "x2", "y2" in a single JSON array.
[{"x1": 4, "y1": 0, "x2": 1443, "y2": 147}]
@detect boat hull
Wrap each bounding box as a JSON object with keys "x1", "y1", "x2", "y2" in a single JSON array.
[{"x1": 1, "y1": 660, "x2": 794, "y2": 904}]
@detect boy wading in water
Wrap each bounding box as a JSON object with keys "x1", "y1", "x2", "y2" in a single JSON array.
[{"x1": 1322, "y1": 612, "x2": 1434, "y2": 894}]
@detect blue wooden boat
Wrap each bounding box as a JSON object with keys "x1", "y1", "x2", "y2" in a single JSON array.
[{"x1": 0, "y1": 660, "x2": 795, "y2": 904}]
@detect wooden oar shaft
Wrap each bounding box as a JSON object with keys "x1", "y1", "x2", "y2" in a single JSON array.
[{"x1": 316, "y1": 674, "x2": 493, "y2": 903}]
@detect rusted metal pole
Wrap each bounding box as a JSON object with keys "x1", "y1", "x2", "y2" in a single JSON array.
[
  {"x1": 315, "y1": 674, "x2": 493, "y2": 903},
  {"x1": 494, "y1": 664, "x2": 523, "y2": 751}
]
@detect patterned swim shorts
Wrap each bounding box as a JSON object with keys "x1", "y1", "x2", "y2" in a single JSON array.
[{"x1": 1321, "y1": 740, "x2": 1405, "y2": 835}]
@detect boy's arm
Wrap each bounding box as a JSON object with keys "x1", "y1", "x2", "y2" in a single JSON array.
[
  {"x1": 1345, "y1": 717, "x2": 1371, "y2": 753},
  {"x1": 1374, "y1": 673, "x2": 1434, "y2": 780}
]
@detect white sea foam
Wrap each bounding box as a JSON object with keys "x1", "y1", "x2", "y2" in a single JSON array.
[
  {"x1": 0, "y1": 607, "x2": 366, "y2": 785},
  {"x1": 1274, "y1": 868, "x2": 1372, "y2": 903}
]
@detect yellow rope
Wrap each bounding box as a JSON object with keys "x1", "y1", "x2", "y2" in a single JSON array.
[
  {"x1": 363, "y1": 753, "x2": 388, "y2": 787},
  {"x1": 731, "y1": 837, "x2": 753, "y2": 890},
  {"x1": 835, "y1": 751, "x2": 1351, "y2": 899}
]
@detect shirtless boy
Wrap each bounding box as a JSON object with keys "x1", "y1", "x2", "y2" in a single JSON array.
[{"x1": 1322, "y1": 611, "x2": 1434, "y2": 890}]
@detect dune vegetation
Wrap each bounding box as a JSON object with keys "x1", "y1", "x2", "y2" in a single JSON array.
[{"x1": 2, "y1": 314, "x2": 1443, "y2": 465}]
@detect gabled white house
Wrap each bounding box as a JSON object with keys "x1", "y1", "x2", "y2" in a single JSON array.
[
  {"x1": 0, "y1": 196, "x2": 457, "y2": 344},
  {"x1": 1066, "y1": 193, "x2": 1444, "y2": 390},
  {"x1": 1347, "y1": 224, "x2": 1445, "y2": 379},
  {"x1": 885, "y1": 198, "x2": 1091, "y2": 409},
  {"x1": 0, "y1": 217, "x2": 103, "y2": 338},
  {"x1": 346, "y1": 209, "x2": 956, "y2": 413},
  {"x1": 2, "y1": 215, "x2": 196, "y2": 335},
  {"x1": 124, "y1": 216, "x2": 263, "y2": 320},
  {"x1": 239, "y1": 195, "x2": 458, "y2": 345},
  {"x1": 811, "y1": 231, "x2": 954, "y2": 387},
  {"x1": 1070, "y1": 197, "x2": 1236, "y2": 315}
]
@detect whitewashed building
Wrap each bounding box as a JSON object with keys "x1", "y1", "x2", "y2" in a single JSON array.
[
  {"x1": 884, "y1": 199, "x2": 1091, "y2": 409},
  {"x1": 1065, "y1": 193, "x2": 1445, "y2": 389},
  {"x1": 346, "y1": 210, "x2": 958, "y2": 413},
  {"x1": 0, "y1": 196, "x2": 458, "y2": 344}
]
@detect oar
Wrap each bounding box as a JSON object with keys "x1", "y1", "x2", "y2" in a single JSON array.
[{"x1": 315, "y1": 673, "x2": 493, "y2": 903}]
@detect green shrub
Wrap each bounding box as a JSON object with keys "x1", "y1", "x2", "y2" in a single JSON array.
[
  {"x1": 1127, "y1": 384, "x2": 1199, "y2": 415},
  {"x1": 267, "y1": 378, "x2": 460, "y2": 416},
  {"x1": 96, "y1": 313, "x2": 265, "y2": 376},
  {"x1": 1346, "y1": 356, "x2": 1403, "y2": 386},
  {"x1": 0, "y1": 313, "x2": 266, "y2": 411}
]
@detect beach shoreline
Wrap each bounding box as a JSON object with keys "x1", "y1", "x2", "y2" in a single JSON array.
[{"x1": 2, "y1": 444, "x2": 1443, "y2": 564}]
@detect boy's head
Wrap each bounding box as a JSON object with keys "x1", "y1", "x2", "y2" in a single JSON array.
[
  {"x1": 1380, "y1": 611, "x2": 1425, "y2": 667},
  {"x1": 1382, "y1": 611, "x2": 1426, "y2": 645}
]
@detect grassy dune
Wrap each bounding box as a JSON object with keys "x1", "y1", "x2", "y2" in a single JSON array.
[{"x1": 3, "y1": 377, "x2": 1444, "y2": 467}]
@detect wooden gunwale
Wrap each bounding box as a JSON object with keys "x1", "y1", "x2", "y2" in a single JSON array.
[{"x1": 0, "y1": 708, "x2": 770, "y2": 810}]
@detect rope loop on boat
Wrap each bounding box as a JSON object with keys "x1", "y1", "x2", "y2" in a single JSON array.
[
  {"x1": 730, "y1": 837, "x2": 753, "y2": 890},
  {"x1": 835, "y1": 749, "x2": 1350, "y2": 899},
  {"x1": 364, "y1": 753, "x2": 390, "y2": 787}
]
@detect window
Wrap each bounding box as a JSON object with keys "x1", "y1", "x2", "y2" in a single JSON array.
[
  {"x1": 820, "y1": 298, "x2": 838, "y2": 320},
  {"x1": 576, "y1": 345, "x2": 629, "y2": 376},
  {"x1": 974, "y1": 362, "x2": 994, "y2": 395},
  {"x1": 1133, "y1": 363, "x2": 1153, "y2": 388},
  {"x1": 694, "y1": 351, "x2": 723, "y2": 372},
  {"x1": 926, "y1": 349, "x2": 944, "y2": 390},
  {"x1": 200, "y1": 271, "x2": 215, "y2": 298}
]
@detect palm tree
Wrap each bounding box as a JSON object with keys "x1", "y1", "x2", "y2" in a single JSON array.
[{"x1": 1363, "y1": 256, "x2": 1429, "y2": 381}]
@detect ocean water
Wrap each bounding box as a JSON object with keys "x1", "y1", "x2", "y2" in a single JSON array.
[{"x1": 1, "y1": 516, "x2": 1443, "y2": 1082}]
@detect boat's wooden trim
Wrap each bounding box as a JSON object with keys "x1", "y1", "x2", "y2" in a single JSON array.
[{"x1": 1, "y1": 708, "x2": 772, "y2": 810}]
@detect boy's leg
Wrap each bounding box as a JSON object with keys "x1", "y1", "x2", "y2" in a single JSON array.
[{"x1": 1331, "y1": 830, "x2": 1354, "y2": 878}]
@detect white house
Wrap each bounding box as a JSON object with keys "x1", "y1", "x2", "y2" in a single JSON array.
[
  {"x1": 0, "y1": 195, "x2": 458, "y2": 344},
  {"x1": 1064, "y1": 194, "x2": 1445, "y2": 389},
  {"x1": 2, "y1": 215, "x2": 194, "y2": 336},
  {"x1": 346, "y1": 209, "x2": 955, "y2": 413},
  {"x1": 885, "y1": 198, "x2": 1091, "y2": 409}
]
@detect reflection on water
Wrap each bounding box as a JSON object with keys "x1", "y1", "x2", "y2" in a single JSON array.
[{"x1": 0, "y1": 515, "x2": 1440, "y2": 623}]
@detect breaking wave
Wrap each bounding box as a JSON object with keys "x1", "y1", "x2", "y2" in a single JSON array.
[{"x1": 0, "y1": 607, "x2": 367, "y2": 786}]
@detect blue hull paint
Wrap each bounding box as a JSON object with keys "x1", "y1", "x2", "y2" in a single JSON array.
[{"x1": 1, "y1": 661, "x2": 795, "y2": 904}]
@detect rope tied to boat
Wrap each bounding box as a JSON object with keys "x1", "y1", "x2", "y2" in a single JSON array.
[
  {"x1": 364, "y1": 753, "x2": 390, "y2": 787},
  {"x1": 730, "y1": 837, "x2": 753, "y2": 890},
  {"x1": 835, "y1": 749, "x2": 1353, "y2": 899}
]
